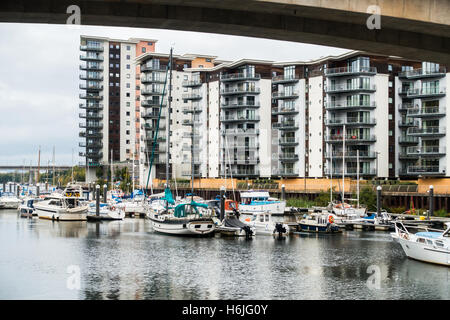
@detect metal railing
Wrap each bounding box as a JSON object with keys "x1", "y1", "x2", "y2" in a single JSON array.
[{"x1": 325, "y1": 66, "x2": 377, "y2": 76}]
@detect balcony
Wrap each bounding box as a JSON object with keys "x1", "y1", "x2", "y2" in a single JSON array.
[
  {"x1": 279, "y1": 153, "x2": 299, "y2": 162},
  {"x1": 272, "y1": 107, "x2": 299, "y2": 115},
  {"x1": 220, "y1": 115, "x2": 260, "y2": 122},
  {"x1": 141, "y1": 75, "x2": 166, "y2": 84},
  {"x1": 325, "y1": 134, "x2": 376, "y2": 143},
  {"x1": 272, "y1": 92, "x2": 299, "y2": 99},
  {"x1": 234, "y1": 158, "x2": 259, "y2": 165},
  {"x1": 221, "y1": 128, "x2": 259, "y2": 135},
  {"x1": 272, "y1": 121, "x2": 299, "y2": 130},
  {"x1": 181, "y1": 145, "x2": 200, "y2": 152},
  {"x1": 79, "y1": 151, "x2": 103, "y2": 159},
  {"x1": 274, "y1": 168, "x2": 299, "y2": 176},
  {"x1": 398, "y1": 119, "x2": 419, "y2": 127},
  {"x1": 407, "y1": 166, "x2": 446, "y2": 176},
  {"x1": 325, "y1": 118, "x2": 376, "y2": 126},
  {"x1": 407, "y1": 127, "x2": 446, "y2": 137},
  {"x1": 398, "y1": 151, "x2": 419, "y2": 160},
  {"x1": 142, "y1": 111, "x2": 164, "y2": 119},
  {"x1": 80, "y1": 54, "x2": 103, "y2": 61},
  {"x1": 79, "y1": 93, "x2": 103, "y2": 100},
  {"x1": 79, "y1": 122, "x2": 103, "y2": 129},
  {"x1": 325, "y1": 66, "x2": 377, "y2": 77},
  {"x1": 279, "y1": 137, "x2": 299, "y2": 146},
  {"x1": 272, "y1": 75, "x2": 300, "y2": 84},
  {"x1": 182, "y1": 93, "x2": 202, "y2": 100},
  {"x1": 79, "y1": 113, "x2": 103, "y2": 120},
  {"x1": 325, "y1": 151, "x2": 377, "y2": 159},
  {"x1": 406, "y1": 87, "x2": 446, "y2": 98},
  {"x1": 182, "y1": 119, "x2": 201, "y2": 126},
  {"x1": 325, "y1": 101, "x2": 376, "y2": 110},
  {"x1": 79, "y1": 74, "x2": 103, "y2": 81},
  {"x1": 182, "y1": 171, "x2": 202, "y2": 177},
  {"x1": 407, "y1": 146, "x2": 446, "y2": 157},
  {"x1": 79, "y1": 131, "x2": 102, "y2": 138},
  {"x1": 326, "y1": 84, "x2": 376, "y2": 94},
  {"x1": 221, "y1": 102, "x2": 260, "y2": 109},
  {"x1": 79, "y1": 103, "x2": 103, "y2": 110},
  {"x1": 220, "y1": 88, "x2": 260, "y2": 95},
  {"x1": 79, "y1": 141, "x2": 103, "y2": 148},
  {"x1": 398, "y1": 136, "x2": 419, "y2": 145},
  {"x1": 141, "y1": 88, "x2": 165, "y2": 95},
  {"x1": 80, "y1": 44, "x2": 103, "y2": 52},
  {"x1": 143, "y1": 123, "x2": 165, "y2": 131},
  {"x1": 79, "y1": 84, "x2": 103, "y2": 90},
  {"x1": 325, "y1": 168, "x2": 376, "y2": 176},
  {"x1": 182, "y1": 80, "x2": 202, "y2": 87},
  {"x1": 398, "y1": 103, "x2": 415, "y2": 112},
  {"x1": 406, "y1": 106, "x2": 446, "y2": 118},
  {"x1": 79, "y1": 64, "x2": 103, "y2": 71},
  {"x1": 399, "y1": 67, "x2": 446, "y2": 79},
  {"x1": 227, "y1": 168, "x2": 260, "y2": 177},
  {"x1": 141, "y1": 65, "x2": 167, "y2": 72},
  {"x1": 224, "y1": 143, "x2": 259, "y2": 150},
  {"x1": 182, "y1": 105, "x2": 202, "y2": 113},
  {"x1": 141, "y1": 100, "x2": 166, "y2": 107},
  {"x1": 220, "y1": 73, "x2": 261, "y2": 82}
]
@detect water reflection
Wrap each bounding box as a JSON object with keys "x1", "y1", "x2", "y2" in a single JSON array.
[{"x1": 0, "y1": 209, "x2": 448, "y2": 300}]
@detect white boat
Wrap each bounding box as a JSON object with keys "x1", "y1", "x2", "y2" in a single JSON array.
[
  {"x1": 392, "y1": 222, "x2": 449, "y2": 266},
  {"x1": 242, "y1": 211, "x2": 289, "y2": 237},
  {"x1": 148, "y1": 199, "x2": 216, "y2": 236},
  {"x1": 298, "y1": 212, "x2": 341, "y2": 233},
  {"x1": 34, "y1": 184, "x2": 88, "y2": 221},
  {"x1": 239, "y1": 191, "x2": 286, "y2": 215},
  {"x1": 329, "y1": 201, "x2": 367, "y2": 219},
  {"x1": 17, "y1": 197, "x2": 42, "y2": 217},
  {"x1": 0, "y1": 193, "x2": 21, "y2": 209},
  {"x1": 87, "y1": 203, "x2": 125, "y2": 221},
  {"x1": 213, "y1": 199, "x2": 256, "y2": 237}
]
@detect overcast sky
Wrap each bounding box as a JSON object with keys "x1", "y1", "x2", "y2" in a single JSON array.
[{"x1": 0, "y1": 23, "x2": 350, "y2": 167}]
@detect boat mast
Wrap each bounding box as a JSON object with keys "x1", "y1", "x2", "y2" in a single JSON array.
[
  {"x1": 357, "y1": 149, "x2": 360, "y2": 208},
  {"x1": 190, "y1": 88, "x2": 194, "y2": 208},
  {"x1": 132, "y1": 150, "x2": 135, "y2": 193},
  {"x1": 166, "y1": 47, "x2": 173, "y2": 189},
  {"x1": 110, "y1": 149, "x2": 113, "y2": 190},
  {"x1": 330, "y1": 147, "x2": 333, "y2": 203},
  {"x1": 342, "y1": 125, "x2": 345, "y2": 204}
]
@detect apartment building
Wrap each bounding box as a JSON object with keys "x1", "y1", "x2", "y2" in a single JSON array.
[{"x1": 79, "y1": 36, "x2": 156, "y2": 182}]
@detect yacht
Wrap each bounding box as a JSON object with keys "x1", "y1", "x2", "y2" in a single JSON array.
[
  {"x1": 87, "y1": 202, "x2": 125, "y2": 221},
  {"x1": 34, "y1": 184, "x2": 88, "y2": 221},
  {"x1": 392, "y1": 222, "x2": 449, "y2": 266},
  {"x1": 239, "y1": 190, "x2": 286, "y2": 215},
  {"x1": 18, "y1": 197, "x2": 42, "y2": 217},
  {"x1": 0, "y1": 193, "x2": 21, "y2": 209}
]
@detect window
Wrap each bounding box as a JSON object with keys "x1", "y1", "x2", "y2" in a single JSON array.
[
  {"x1": 116, "y1": 73, "x2": 119, "y2": 78},
  {"x1": 147, "y1": 42, "x2": 152, "y2": 46},
  {"x1": 115, "y1": 83, "x2": 119, "y2": 87},
  {"x1": 126, "y1": 45, "x2": 130, "y2": 50},
  {"x1": 126, "y1": 140, "x2": 130, "y2": 144},
  {"x1": 389, "y1": 97, "x2": 393, "y2": 104},
  {"x1": 126, "y1": 93, "x2": 130, "y2": 97},
  {"x1": 126, "y1": 64, "x2": 130, "y2": 69},
  {"x1": 126, "y1": 83, "x2": 130, "y2": 88},
  {"x1": 115, "y1": 64, "x2": 119, "y2": 68},
  {"x1": 388, "y1": 64, "x2": 393, "y2": 72},
  {"x1": 142, "y1": 47, "x2": 146, "y2": 53},
  {"x1": 206, "y1": 58, "x2": 211, "y2": 62},
  {"x1": 109, "y1": 44, "x2": 113, "y2": 49},
  {"x1": 115, "y1": 54, "x2": 120, "y2": 59},
  {"x1": 115, "y1": 45, "x2": 119, "y2": 49},
  {"x1": 389, "y1": 81, "x2": 393, "y2": 87},
  {"x1": 109, "y1": 63, "x2": 113, "y2": 68},
  {"x1": 126, "y1": 74, "x2": 130, "y2": 79},
  {"x1": 109, "y1": 54, "x2": 113, "y2": 58},
  {"x1": 126, "y1": 55, "x2": 130, "y2": 60},
  {"x1": 388, "y1": 114, "x2": 392, "y2": 120},
  {"x1": 126, "y1": 102, "x2": 130, "y2": 107},
  {"x1": 126, "y1": 111, "x2": 130, "y2": 116},
  {"x1": 126, "y1": 121, "x2": 130, "y2": 126}
]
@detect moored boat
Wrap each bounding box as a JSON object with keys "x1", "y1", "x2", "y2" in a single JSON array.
[
  {"x1": 18, "y1": 197, "x2": 42, "y2": 217},
  {"x1": 239, "y1": 190, "x2": 286, "y2": 215},
  {"x1": 298, "y1": 212, "x2": 341, "y2": 233},
  {"x1": 87, "y1": 202, "x2": 125, "y2": 221},
  {"x1": 242, "y1": 211, "x2": 289, "y2": 237},
  {"x1": 0, "y1": 193, "x2": 21, "y2": 209}
]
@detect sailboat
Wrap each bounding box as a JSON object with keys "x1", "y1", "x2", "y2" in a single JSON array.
[{"x1": 145, "y1": 48, "x2": 216, "y2": 236}]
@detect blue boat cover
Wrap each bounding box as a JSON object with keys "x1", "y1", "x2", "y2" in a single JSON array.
[
  {"x1": 163, "y1": 187, "x2": 175, "y2": 205},
  {"x1": 416, "y1": 232, "x2": 441, "y2": 239},
  {"x1": 174, "y1": 201, "x2": 208, "y2": 218}
]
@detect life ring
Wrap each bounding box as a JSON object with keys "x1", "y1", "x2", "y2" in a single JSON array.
[
  {"x1": 328, "y1": 215, "x2": 334, "y2": 224},
  {"x1": 111, "y1": 206, "x2": 116, "y2": 211}
]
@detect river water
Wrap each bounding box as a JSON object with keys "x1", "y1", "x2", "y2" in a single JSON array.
[{"x1": 0, "y1": 209, "x2": 448, "y2": 300}]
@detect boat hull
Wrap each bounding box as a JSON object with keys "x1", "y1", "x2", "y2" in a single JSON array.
[
  {"x1": 149, "y1": 217, "x2": 216, "y2": 236},
  {"x1": 36, "y1": 208, "x2": 87, "y2": 221},
  {"x1": 239, "y1": 201, "x2": 286, "y2": 215},
  {"x1": 397, "y1": 237, "x2": 449, "y2": 266},
  {"x1": 298, "y1": 223, "x2": 340, "y2": 233}
]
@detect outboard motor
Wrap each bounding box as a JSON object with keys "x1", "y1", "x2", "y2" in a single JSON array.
[
  {"x1": 241, "y1": 225, "x2": 253, "y2": 239},
  {"x1": 274, "y1": 223, "x2": 287, "y2": 238}
]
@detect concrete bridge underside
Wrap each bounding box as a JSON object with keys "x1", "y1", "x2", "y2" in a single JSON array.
[{"x1": 0, "y1": 0, "x2": 449, "y2": 64}]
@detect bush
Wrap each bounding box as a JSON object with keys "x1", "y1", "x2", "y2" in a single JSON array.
[
  {"x1": 433, "y1": 208, "x2": 449, "y2": 217},
  {"x1": 287, "y1": 197, "x2": 315, "y2": 208},
  {"x1": 388, "y1": 207, "x2": 406, "y2": 214},
  {"x1": 359, "y1": 187, "x2": 377, "y2": 211}
]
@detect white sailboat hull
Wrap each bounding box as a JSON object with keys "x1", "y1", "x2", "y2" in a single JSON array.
[
  {"x1": 149, "y1": 217, "x2": 215, "y2": 236},
  {"x1": 35, "y1": 206, "x2": 87, "y2": 221}
]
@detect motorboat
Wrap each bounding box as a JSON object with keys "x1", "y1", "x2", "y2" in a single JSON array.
[
  {"x1": 298, "y1": 212, "x2": 341, "y2": 233},
  {"x1": 212, "y1": 198, "x2": 255, "y2": 237},
  {"x1": 17, "y1": 197, "x2": 42, "y2": 217},
  {"x1": 239, "y1": 190, "x2": 286, "y2": 215},
  {"x1": 87, "y1": 202, "x2": 125, "y2": 221},
  {"x1": 329, "y1": 201, "x2": 367, "y2": 219},
  {"x1": 392, "y1": 222, "x2": 449, "y2": 266},
  {"x1": 242, "y1": 211, "x2": 289, "y2": 237},
  {"x1": 0, "y1": 193, "x2": 21, "y2": 209},
  {"x1": 34, "y1": 184, "x2": 88, "y2": 221}
]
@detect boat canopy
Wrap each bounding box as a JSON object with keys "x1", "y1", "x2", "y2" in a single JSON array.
[
  {"x1": 174, "y1": 201, "x2": 208, "y2": 218},
  {"x1": 240, "y1": 191, "x2": 270, "y2": 199},
  {"x1": 415, "y1": 232, "x2": 442, "y2": 239},
  {"x1": 163, "y1": 187, "x2": 175, "y2": 205}
]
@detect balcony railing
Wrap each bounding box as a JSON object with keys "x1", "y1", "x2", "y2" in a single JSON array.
[
  {"x1": 325, "y1": 135, "x2": 376, "y2": 143},
  {"x1": 398, "y1": 119, "x2": 419, "y2": 127},
  {"x1": 325, "y1": 118, "x2": 376, "y2": 126},
  {"x1": 221, "y1": 128, "x2": 259, "y2": 135},
  {"x1": 399, "y1": 67, "x2": 446, "y2": 79},
  {"x1": 325, "y1": 66, "x2": 377, "y2": 77},
  {"x1": 79, "y1": 151, "x2": 103, "y2": 159},
  {"x1": 406, "y1": 87, "x2": 446, "y2": 98},
  {"x1": 79, "y1": 131, "x2": 102, "y2": 138},
  {"x1": 407, "y1": 127, "x2": 446, "y2": 136},
  {"x1": 79, "y1": 103, "x2": 103, "y2": 110},
  {"x1": 325, "y1": 151, "x2": 377, "y2": 159},
  {"x1": 407, "y1": 166, "x2": 445, "y2": 175},
  {"x1": 325, "y1": 101, "x2": 376, "y2": 110},
  {"x1": 221, "y1": 102, "x2": 260, "y2": 109},
  {"x1": 79, "y1": 113, "x2": 103, "y2": 120},
  {"x1": 79, "y1": 93, "x2": 103, "y2": 100},
  {"x1": 406, "y1": 106, "x2": 446, "y2": 118},
  {"x1": 272, "y1": 75, "x2": 300, "y2": 84},
  {"x1": 182, "y1": 105, "x2": 202, "y2": 113},
  {"x1": 141, "y1": 88, "x2": 165, "y2": 95},
  {"x1": 79, "y1": 84, "x2": 103, "y2": 90},
  {"x1": 79, "y1": 122, "x2": 103, "y2": 129},
  {"x1": 398, "y1": 103, "x2": 415, "y2": 111},
  {"x1": 406, "y1": 146, "x2": 446, "y2": 156},
  {"x1": 226, "y1": 168, "x2": 260, "y2": 176},
  {"x1": 141, "y1": 65, "x2": 167, "y2": 72},
  {"x1": 272, "y1": 121, "x2": 299, "y2": 130},
  {"x1": 79, "y1": 141, "x2": 103, "y2": 148},
  {"x1": 274, "y1": 168, "x2": 300, "y2": 176},
  {"x1": 220, "y1": 115, "x2": 260, "y2": 122},
  {"x1": 182, "y1": 93, "x2": 202, "y2": 100},
  {"x1": 279, "y1": 137, "x2": 299, "y2": 145},
  {"x1": 398, "y1": 136, "x2": 419, "y2": 144},
  {"x1": 220, "y1": 88, "x2": 260, "y2": 95},
  {"x1": 182, "y1": 119, "x2": 201, "y2": 126},
  {"x1": 141, "y1": 75, "x2": 166, "y2": 84},
  {"x1": 79, "y1": 64, "x2": 103, "y2": 71},
  {"x1": 325, "y1": 168, "x2": 377, "y2": 176},
  {"x1": 142, "y1": 111, "x2": 164, "y2": 119},
  {"x1": 279, "y1": 153, "x2": 299, "y2": 161},
  {"x1": 182, "y1": 171, "x2": 202, "y2": 177},
  {"x1": 224, "y1": 143, "x2": 259, "y2": 149},
  {"x1": 79, "y1": 74, "x2": 103, "y2": 81},
  {"x1": 80, "y1": 44, "x2": 103, "y2": 52},
  {"x1": 272, "y1": 92, "x2": 299, "y2": 99},
  {"x1": 80, "y1": 54, "x2": 103, "y2": 61},
  {"x1": 182, "y1": 80, "x2": 202, "y2": 87},
  {"x1": 272, "y1": 107, "x2": 299, "y2": 115},
  {"x1": 326, "y1": 84, "x2": 376, "y2": 94},
  {"x1": 220, "y1": 73, "x2": 261, "y2": 82},
  {"x1": 141, "y1": 100, "x2": 166, "y2": 107}
]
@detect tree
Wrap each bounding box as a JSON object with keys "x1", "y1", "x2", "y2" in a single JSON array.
[{"x1": 359, "y1": 187, "x2": 377, "y2": 211}]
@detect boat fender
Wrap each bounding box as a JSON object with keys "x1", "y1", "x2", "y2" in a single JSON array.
[{"x1": 328, "y1": 215, "x2": 334, "y2": 224}]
